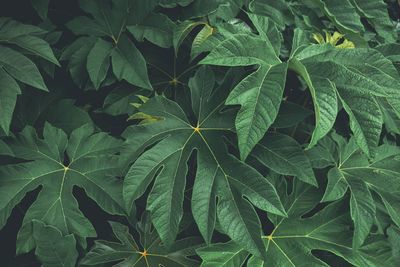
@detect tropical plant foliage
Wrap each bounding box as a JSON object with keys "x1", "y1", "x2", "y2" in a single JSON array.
[{"x1": 1, "y1": 0, "x2": 400, "y2": 266}]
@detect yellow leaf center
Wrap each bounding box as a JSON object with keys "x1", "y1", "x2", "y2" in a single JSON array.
[{"x1": 140, "y1": 249, "x2": 148, "y2": 257}]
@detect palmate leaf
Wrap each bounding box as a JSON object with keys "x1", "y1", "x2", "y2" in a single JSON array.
[
  {"x1": 290, "y1": 31, "x2": 400, "y2": 156},
  {"x1": 199, "y1": 180, "x2": 396, "y2": 266},
  {"x1": 63, "y1": 0, "x2": 157, "y2": 89},
  {"x1": 320, "y1": 135, "x2": 400, "y2": 248},
  {"x1": 0, "y1": 18, "x2": 58, "y2": 134},
  {"x1": 81, "y1": 212, "x2": 202, "y2": 267},
  {"x1": 0, "y1": 123, "x2": 125, "y2": 262},
  {"x1": 122, "y1": 66, "x2": 286, "y2": 259},
  {"x1": 200, "y1": 30, "x2": 288, "y2": 160}
]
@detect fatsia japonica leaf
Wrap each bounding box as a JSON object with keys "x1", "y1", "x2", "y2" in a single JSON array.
[
  {"x1": 350, "y1": 0, "x2": 397, "y2": 42},
  {"x1": 0, "y1": 18, "x2": 58, "y2": 134},
  {"x1": 197, "y1": 241, "x2": 248, "y2": 266},
  {"x1": 320, "y1": 135, "x2": 400, "y2": 248},
  {"x1": 122, "y1": 66, "x2": 286, "y2": 259},
  {"x1": 199, "y1": 180, "x2": 396, "y2": 266},
  {"x1": 63, "y1": 0, "x2": 156, "y2": 90},
  {"x1": 32, "y1": 220, "x2": 78, "y2": 267},
  {"x1": 312, "y1": 0, "x2": 365, "y2": 35},
  {"x1": 127, "y1": 12, "x2": 175, "y2": 48},
  {"x1": 251, "y1": 133, "x2": 317, "y2": 186},
  {"x1": 81, "y1": 212, "x2": 202, "y2": 266},
  {"x1": 200, "y1": 32, "x2": 288, "y2": 160},
  {"x1": 248, "y1": 0, "x2": 294, "y2": 30},
  {"x1": 0, "y1": 123, "x2": 125, "y2": 261},
  {"x1": 250, "y1": 180, "x2": 397, "y2": 266},
  {"x1": 290, "y1": 31, "x2": 400, "y2": 156}
]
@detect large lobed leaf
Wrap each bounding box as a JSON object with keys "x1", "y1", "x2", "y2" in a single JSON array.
[
  {"x1": 122, "y1": 66, "x2": 286, "y2": 259},
  {"x1": 0, "y1": 123, "x2": 125, "y2": 263},
  {"x1": 200, "y1": 29, "x2": 288, "y2": 160},
  {"x1": 199, "y1": 180, "x2": 396, "y2": 266}
]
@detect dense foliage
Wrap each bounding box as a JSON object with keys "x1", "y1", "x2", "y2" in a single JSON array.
[{"x1": 1, "y1": 0, "x2": 400, "y2": 266}]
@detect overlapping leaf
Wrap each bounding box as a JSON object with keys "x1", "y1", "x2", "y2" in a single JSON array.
[
  {"x1": 318, "y1": 135, "x2": 400, "y2": 248},
  {"x1": 289, "y1": 30, "x2": 400, "y2": 156},
  {"x1": 251, "y1": 133, "x2": 317, "y2": 186},
  {"x1": 62, "y1": 0, "x2": 160, "y2": 89},
  {"x1": 199, "y1": 180, "x2": 396, "y2": 266},
  {"x1": 122, "y1": 66, "x2": 286, "y2": 259}
]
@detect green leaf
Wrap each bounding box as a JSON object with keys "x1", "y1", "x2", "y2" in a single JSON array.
[
  {"x1": 112, "y1": 35, "x2": 152, "y2": 89},
  {"x1": 350, "y1": 0, "x2": 397, "y2": 42},
  {"x1": 160, "y1": 0, "x2": 194, "y2": 8},
  {"x1": 251, "y1": 133, "x2": 317, "y2": 186},
  {"x1": 81, "y1": 213, "x2": 202, "y2": 266},
  {"x1": 0, "y1": 18, "x2": 59, "y2": 65},
  {"x1": 197, "y1": 241, "x2": 248, "y2": 266},
  {"x1": 0, "y1": 68, "x2": 20, "y2": 134},
  {"x1": 248, "y1": 0, "x2": 294, "y2": 30},
  {"x1": 322, "y1": 136, "x2": 400, "y2": 247},
  {"x1": 0, "y1": 124, "x2": 125, "y2": 256},
  {"x1": 61, "y1": 37, "x2": 97, "y2": 88},
  {"x1": 32, "y1": 220, "x2": 78, "y2": 267},
  {"x1": 122, "y1": 67, "x2": 285, "y2": 258},
  {"x1": 173, "y1": 20, "x2": 207, "y2": 54},
  {"x1": 291, "y1": 43, "x2": 400, "y2": 156},
  {"x1": 44, "y1": 99, "x2": 94, "y2": 134},
  {"x1": 272, "y1": 101, "x2": 313, "y2": 128},
  {"x1": 200, "y1": 34, "x2": 287, "y2": 160},
  {"x1": 31, "y1": 0, "x2": 50, "y2": 20},
  {"x1": 252, "y1": 180, "x2": 395, "y2": 266},
  {"x1": 0, "y1": 45, "x2": 47, "y2": 91},
  {"x1": 128, "y1": 13, "x2": 175, "y2": 48},
  {"x1": 313, "y1": 0, "x2": 364, "y2": 34},
  {"x1": 87, "y1": 38, "x2": 113, "y2": 89}
]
